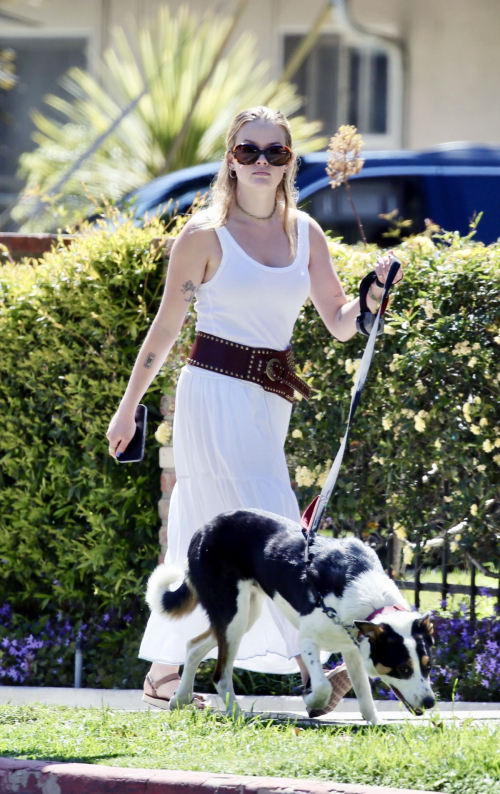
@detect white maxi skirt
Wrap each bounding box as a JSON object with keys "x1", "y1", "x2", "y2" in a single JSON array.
[{"x1": 139, "y1": 363, "x2": 303, "y2": 673}]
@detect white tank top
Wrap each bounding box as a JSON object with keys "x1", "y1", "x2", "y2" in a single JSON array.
[{"x1": 193, "y1": 210, "x2": 311, "y2": 350}]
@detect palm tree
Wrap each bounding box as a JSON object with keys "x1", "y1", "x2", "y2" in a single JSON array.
[{"x1": 12, "y1": 4, "x2": 327, "y2": 231}]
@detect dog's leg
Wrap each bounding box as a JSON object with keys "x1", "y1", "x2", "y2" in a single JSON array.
[
  {"x1": 247, "y1": 586, "x2": 265, "y2": 631},
  {"x1": 298, "y1": 635, "x2": 332, "y2": 712},
  {"x1": 213, "y1": 582, "x2": 256, "y2": 717},
  {"x1": 170, "y1": 628, "x2": 217, "y2": 710},
  {"x1": 342, "y1": 647, "x2": 380, "y2": 725}
]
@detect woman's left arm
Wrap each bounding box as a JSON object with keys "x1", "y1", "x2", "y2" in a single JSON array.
[{"x1": 308, "y1": 218, "x2": 402, "y2": 342}]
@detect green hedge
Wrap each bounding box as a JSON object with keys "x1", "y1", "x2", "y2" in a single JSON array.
[
  {"x1": 1, "y1": 216, "x2": 499, "y2": 690},
  {"x1": 287, "y1": 228, "x2": 500, "y2": 569},
  {"x1": 0, "y1": 218, "x2": 186, "y2": 623}
]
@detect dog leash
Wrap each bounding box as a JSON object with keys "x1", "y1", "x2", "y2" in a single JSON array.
[{"x1": 300, "y1": 259, "x2": 401, "y2": 641}]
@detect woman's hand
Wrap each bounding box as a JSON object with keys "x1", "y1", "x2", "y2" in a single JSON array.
[
  {"x1": 106, "y1": 408, "x2": 137, "y2": 460},
  {"x1": 374, "y1": 249, "x2": 403, "y2": 287}
]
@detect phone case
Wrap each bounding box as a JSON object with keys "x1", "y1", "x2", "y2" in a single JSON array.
[{"x1": 117, "y1": 404, "x2": 147, "y2": 463}]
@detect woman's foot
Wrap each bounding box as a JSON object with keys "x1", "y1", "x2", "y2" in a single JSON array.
[
  {"x1": 142, "y1": 664, "x2": 206, "y2": 710},
  {"x1": 142, "y1": 671, "x2": 182, "y2": 709}
]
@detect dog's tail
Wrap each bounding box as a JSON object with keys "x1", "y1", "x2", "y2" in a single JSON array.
[{"x1": 145, "y1": 564, "x2": 198, "y2": 618}]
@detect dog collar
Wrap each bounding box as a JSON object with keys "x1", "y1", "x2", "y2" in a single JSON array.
[
  {"x1": 364, "y1": 604, "x2": 410, "y2": 623},
  {"x1": 358, "y1": 604, "x2": 410, "y2": 640}
]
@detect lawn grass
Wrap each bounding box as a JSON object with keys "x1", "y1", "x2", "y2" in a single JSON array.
[
  {"x1": 1, "y1": 704, "x2": 500, "y2": 794},
  {"x1": 402, "y1": 567, "x2": 495, "y2": 618}
]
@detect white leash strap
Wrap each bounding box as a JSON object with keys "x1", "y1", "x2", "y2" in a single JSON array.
[{"x1": 303, "y1": 259, "x2": 401, "y2": 559}]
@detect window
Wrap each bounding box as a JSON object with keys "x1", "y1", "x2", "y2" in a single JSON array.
[
  {"x1": 283, "y1": 33, "x2": 399, "y2": 146},
  {"x1": 0, "y1": 37, "x2": 87, "y2": 200},
  {"x1": 300, "y1": 177, "x2": 425, "y2": 246}
]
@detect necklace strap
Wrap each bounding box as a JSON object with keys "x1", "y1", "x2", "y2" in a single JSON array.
[{"x1": 235, "y1": 197, "x2": 277, "y2": 221}]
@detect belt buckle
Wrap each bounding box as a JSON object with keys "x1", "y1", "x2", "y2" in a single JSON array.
[{"x1": 266, "y1": 357, "x2": 284, "y2": 382}]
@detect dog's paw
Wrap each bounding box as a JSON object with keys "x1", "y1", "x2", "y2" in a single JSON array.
[
  {"x1": 363, "y1": 710, "x2": 382, "y2": 726},
  {"x1": 228, "y1": 701, "x2": 242, "y2": 719},
  {"x1": 304, "y1": 682, "x2": 331, "y2": 711},
  {"x1": 169, "y1": 692, "x2": 190, "y2": 710}
]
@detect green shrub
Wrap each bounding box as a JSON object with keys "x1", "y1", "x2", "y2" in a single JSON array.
[
  {"x1": 287, "y1": 226, "x2": 500, "y2": 570},
  {"x1": 1, "y1": 215, "x2": 499, "y2": 690},
  {"x1": 0, "y1": 217, "x2": 186, "y2": 627}
]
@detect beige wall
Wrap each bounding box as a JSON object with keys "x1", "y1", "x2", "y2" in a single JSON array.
[
  {"x1": 2, "y1": 0, "x2": 500, "y2": 150},
  {"x1": 404, "y1": 0, "x2": 500, "y2": 149},
  {"x1": 352, "y1": 0, "x2": 500, "y2": 148}
]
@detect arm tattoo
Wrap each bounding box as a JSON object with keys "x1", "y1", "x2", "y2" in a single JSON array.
[
  {"x1": 181, "y1": 280, "x2": 197, "y2": 303},
  {"x1": 144, "y1": 352, "x2": 156, "y2": 369}
]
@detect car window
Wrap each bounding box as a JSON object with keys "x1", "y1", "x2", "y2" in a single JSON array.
[{"x1": 300, "y1": 176, "x2": 426, "y2": 245}]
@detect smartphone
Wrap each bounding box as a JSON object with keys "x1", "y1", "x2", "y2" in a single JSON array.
[{"x1": 117, "y1": 404, "x2": 147, "y2": 463}]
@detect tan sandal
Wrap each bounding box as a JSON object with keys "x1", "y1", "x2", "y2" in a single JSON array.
[
  {"x1": 142, "y1": 672, "x2": 206, "y2": 710},
  {"x1": 306, "y1": 663, "x2": 352, "y2": 718}
]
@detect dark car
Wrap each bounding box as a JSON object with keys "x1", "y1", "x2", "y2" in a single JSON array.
[{"x1": 106, "y1": 143, "x2": 500, "y2": 246}]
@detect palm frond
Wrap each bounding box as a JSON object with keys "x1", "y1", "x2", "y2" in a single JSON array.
[{"x1": 12, "y1": 4, "x2": 327, "y2": 231}]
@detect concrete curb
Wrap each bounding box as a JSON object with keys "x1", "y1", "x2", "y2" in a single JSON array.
[
  {"x1": 0, "y1": 758, "x2": 437, "y2": 794},
  {"x1": 2, "y1": 688, "x2": 500, "y2": 724}
]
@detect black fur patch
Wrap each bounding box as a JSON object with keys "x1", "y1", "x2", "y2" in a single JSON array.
[
  {"x1": 366, "y1": 624, "x2": 414, "y2": 679},
  {"x1": 186, "y1": 508, "x2": 383, "y2": 629},
  {"x1": 412, "y1": 619, "x2": 433, "y2": 677}
]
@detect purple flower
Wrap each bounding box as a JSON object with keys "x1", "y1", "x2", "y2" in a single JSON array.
[{"x1": 6, "y1": 667, "x2": 22, "y2": 682}]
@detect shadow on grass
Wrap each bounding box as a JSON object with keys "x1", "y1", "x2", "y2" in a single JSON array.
[{"x1": 3, "y1": 750, "x2": 137, "y2": 764}]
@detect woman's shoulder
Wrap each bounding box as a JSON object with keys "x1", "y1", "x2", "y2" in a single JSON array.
[
  {"x1": 182, "y1": 207, "x2": 217, "y2": 233},
  {"x1": 295, "y1": 208, "x2": 324, "y2": 239},
  {"x1": 170, "y1": 209, "x2": 221, "y2": 259}
]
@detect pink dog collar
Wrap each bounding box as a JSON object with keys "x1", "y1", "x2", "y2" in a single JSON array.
[{"x1": 364, "y1": 604, "x2": 410, "y2": 623}]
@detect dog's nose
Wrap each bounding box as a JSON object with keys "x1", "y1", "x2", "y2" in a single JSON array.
[{"x1": 422, "y1": 696, "x2": 435, "y2": 710}]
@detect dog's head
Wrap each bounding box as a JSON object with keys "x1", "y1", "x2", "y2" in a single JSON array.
[{"x1": 354, "y1": 610, "x2": 435, "y2": 715}]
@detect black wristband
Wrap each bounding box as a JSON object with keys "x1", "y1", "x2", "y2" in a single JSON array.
[{"x1": 375, "y1": 273, "x2": 402, "y2": 289}]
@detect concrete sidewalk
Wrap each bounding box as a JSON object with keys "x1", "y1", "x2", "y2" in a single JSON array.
[
  {"x1": 1, "y1": 686, "x2": 500, "y2": 724},
  {"x1": 0, "y1": 758, "x2": 438, "y2": 794}
]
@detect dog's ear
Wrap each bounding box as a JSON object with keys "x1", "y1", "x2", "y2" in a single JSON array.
[
  {"x1": 413, "y1": 611, "x2": 434, "y2": 640},
  {"x1": 354, "y1": 620, "x2": 385, "y2": 642}
]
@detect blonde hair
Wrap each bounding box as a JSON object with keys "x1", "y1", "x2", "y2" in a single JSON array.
[{"x1": 194, "y1": 106, "x2": 299, "y2": 257}]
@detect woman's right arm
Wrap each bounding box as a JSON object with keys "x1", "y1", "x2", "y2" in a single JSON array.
[{"x1": 106, "y1": 217, "x2": 214, "y2": 458}]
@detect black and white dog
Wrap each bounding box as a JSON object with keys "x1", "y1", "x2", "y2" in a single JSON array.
[{"x1": 146, "y1": 509, "x2": 435, "y2": 724}]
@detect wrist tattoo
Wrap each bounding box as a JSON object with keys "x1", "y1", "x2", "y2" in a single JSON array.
[
  {"x1": 144, "y1": 352, "x2": 156, "y2": 369},
  {"x1": 181, "y1": 280, "x2": 197, "y2": 303}
]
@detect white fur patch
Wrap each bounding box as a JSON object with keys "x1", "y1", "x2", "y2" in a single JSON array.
[{"x1": 145, "y1": 564, "x2": 184, "y2": 614}]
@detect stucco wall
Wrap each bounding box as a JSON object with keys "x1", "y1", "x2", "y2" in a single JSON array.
[{"x1": 2, "y1": 0, "x2": 499, "y2": 150}]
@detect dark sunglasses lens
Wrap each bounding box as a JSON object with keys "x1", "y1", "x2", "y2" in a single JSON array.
[
  {"x1": 266, "y1": 146, "x2": 291, "y2": 165},
  {"x1": 233, "y1": 145, "x2": 259, "y2": 164}
]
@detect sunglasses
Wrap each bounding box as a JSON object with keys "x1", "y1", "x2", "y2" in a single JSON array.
[{"x1": 231, "y1": 143, "x2": 293, "y2": 167}]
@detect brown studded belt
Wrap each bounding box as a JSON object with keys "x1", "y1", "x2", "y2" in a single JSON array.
[{"x1": 186, "y1": 331, "x2": 311, "y2": 404}]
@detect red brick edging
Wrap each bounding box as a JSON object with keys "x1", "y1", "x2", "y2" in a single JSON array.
[
  {"x1": 0, "y1": 758, "x2": 436, "y2": 794},
  {"x1": 0, "y1": 233, "x2": 73, "y2": 260}
]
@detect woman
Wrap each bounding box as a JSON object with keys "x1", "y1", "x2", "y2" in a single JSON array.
[{"x1": 106, "y1": 105, "x2": 402, "y2": 713}]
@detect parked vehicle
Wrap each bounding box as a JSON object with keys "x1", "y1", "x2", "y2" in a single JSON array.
[{"x1": 97, "y1": 143, "x2": 500, "y2": 245}]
